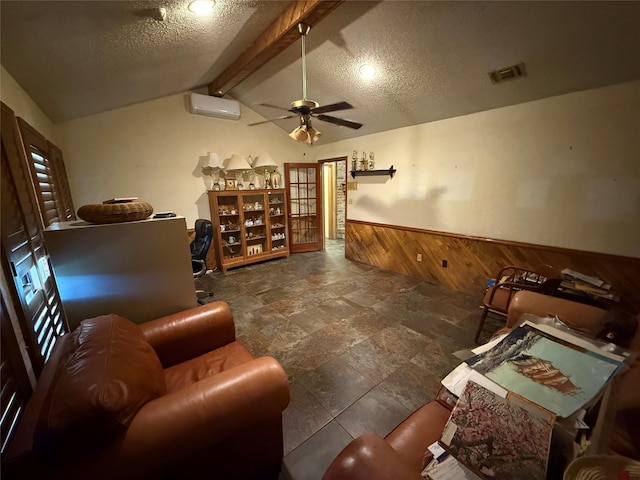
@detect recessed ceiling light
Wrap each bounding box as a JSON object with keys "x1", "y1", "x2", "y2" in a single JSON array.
[
  {"x1": 188, "y1": 0, "x2": 215, "y2": 15},
  {"x1": 359, "y1": 64, "x2": 376, "y2": 79}
]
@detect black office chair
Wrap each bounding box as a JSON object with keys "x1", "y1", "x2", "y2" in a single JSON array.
[{"x1": 190, "y1": 219, "x2": 214, "y2": 303}]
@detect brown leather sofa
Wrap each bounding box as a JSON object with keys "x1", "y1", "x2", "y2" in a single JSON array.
[
  {"x1": 4, "y1": 301, "x2": 290, "y2": 480},
  {"x1": 323, "y1": 291, "x2": 640, "y2": 480}
]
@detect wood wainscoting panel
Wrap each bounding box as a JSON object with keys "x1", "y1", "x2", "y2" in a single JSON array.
[{"x1": 345, "y1": 220, "x2": 640, "y2": 314}]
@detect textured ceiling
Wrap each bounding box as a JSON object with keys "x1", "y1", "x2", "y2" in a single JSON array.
[{"x1": 2, "y1": 1, "x2": 640, "y2": 145}]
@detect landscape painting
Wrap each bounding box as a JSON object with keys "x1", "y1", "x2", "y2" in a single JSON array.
[
  {"x1": 465, "y1": 325, "x2": 622, "y2": 417},
  {"x1": 440, "y1": 380, "x2": 555, "y2": 480}
]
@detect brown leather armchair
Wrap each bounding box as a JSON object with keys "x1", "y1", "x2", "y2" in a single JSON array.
[
  {"x1": 475, "y1": 265, "x2": 561, "y2": 342},
  {"x1": 4, "y1": 301, "x2": 290, "y2": 480}
]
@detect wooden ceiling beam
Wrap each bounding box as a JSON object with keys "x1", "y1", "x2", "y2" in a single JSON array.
[{"x1": 207, "y1": 0, "x2": 343, "y2": 97}]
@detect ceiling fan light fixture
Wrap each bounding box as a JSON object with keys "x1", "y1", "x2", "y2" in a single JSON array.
[
  {"x1": 289, "y1": 125, "x2": 321, "y2": 145},
  {"x1": 289, "y1": 127, "x2": 307, "y2": 143},
  {"x1": 188, "y1": 0, "x2": 215, "y2": 15},
  {"x1": 248, "y1": 22, "x2": 363, "y2": 139},
  {"x1": 307, "y1": 126, "x2": 321, "y2": 143}
]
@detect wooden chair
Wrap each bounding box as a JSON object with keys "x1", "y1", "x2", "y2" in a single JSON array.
[{"x1": 474, "y1": 265, "x2": 562, "y2": 343}]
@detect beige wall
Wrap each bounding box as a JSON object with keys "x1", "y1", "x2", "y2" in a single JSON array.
[
  {"x1": 4, "y1": 63, "x2": 639, "y2": 258},
  {"x1": 1, "y1": 65, "x2": 58, "y2": 142},
  {"x1": 56, "y1": 91, "x2": 309, "y2": 227},
  {"x1": 311, "y1": 80, "x2": 640, "y2": 258}
]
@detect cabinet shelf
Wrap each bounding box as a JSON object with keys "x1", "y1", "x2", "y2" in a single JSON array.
[{"x1": 350, "y1": 165, "x2": 396, "y2": 179}]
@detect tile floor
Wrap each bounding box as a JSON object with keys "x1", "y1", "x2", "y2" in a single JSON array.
[{"x1": 196, "y1": 239, "x2": 504, "y2": 480}]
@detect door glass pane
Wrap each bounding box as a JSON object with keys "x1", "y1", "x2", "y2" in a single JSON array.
[
  {"x1": 290, "y1": 169, "x2": 299, "y2": 183},
  {"x1": 300, "y1": 169, "x2": 307, "y2": 183}
]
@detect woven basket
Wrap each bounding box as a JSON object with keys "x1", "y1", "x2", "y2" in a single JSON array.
[{"x1": 77, "y1": 201, "x2": 153, "y2": 224}]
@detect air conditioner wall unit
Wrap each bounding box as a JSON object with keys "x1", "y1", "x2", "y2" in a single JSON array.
[{"x1": 189, "y1": 93, "x2": 240, "y2": 120}]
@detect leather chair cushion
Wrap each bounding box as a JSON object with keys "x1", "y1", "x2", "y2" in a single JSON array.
[
  {"x1": 505, "y1": 291, "x2": 606, "y2": 331},
  {"x1": 385, "y1": 401, "x2": 452, "y2": 472},
  {"x1": 34, "y1": 314, "x2": 166, "y2": 453},
  {"x1": 163, "y1": 340, "x2": 254, "y2": 393}
]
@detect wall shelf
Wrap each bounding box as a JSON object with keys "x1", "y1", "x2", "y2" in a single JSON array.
[{"x1": 350, "y1": 165, "x2": 396, "y2": 179}]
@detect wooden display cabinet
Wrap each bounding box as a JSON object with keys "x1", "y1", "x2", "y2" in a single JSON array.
[{"x1": 208, "y1": 189, "x2": 289, "y2": 273}]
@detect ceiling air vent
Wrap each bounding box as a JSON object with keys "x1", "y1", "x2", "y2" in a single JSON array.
[{"x1": 488, "y1": 63, "x2": 527, "y2": 84}]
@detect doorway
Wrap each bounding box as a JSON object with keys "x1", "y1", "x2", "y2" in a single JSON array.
[{"x1": 320, "y1": 157, "x2": 347, "y2": 252}]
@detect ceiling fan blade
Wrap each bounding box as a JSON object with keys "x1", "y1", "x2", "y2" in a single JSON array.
[
  {"x1": 316, "y1": 114, "x2": 363, "y2": 130},
  {"x1": 248, "y1": 114, "x2": 297, "y2": 127},
  {"x1": 311, "y1": 101, "x2": 353, "y2": 115},
  {"x1": 257, "y1": 102, "x2": 292, "y2": 112}
]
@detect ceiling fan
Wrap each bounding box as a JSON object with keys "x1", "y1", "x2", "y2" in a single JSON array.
[{"x1": 248, "y1": 23, "x2": 363, "y2": 145}]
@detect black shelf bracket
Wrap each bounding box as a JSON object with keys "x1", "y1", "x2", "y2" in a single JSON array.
[{"x1": 350, "y1": 165, "x2": 396, "y2": 179}]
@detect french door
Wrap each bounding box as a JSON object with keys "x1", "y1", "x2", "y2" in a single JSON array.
[{"x1": 284, "y1": 163, "x2": 322, "y2": 253}]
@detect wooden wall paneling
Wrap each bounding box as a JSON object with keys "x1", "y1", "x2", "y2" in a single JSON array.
[{"x1": 346, "y1": 220, "x2": 640, "y2": 314}]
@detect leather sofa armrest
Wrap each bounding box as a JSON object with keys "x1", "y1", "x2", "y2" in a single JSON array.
[
  {"x1": 139, "y1": 301, "x2": 236, "y2": 367},
  {"x1": 322, "y1": 433, "x2": 423, "y2": 480},
  {"x1": 112, "y1": 356, "x2": 289, "y2": 476}
]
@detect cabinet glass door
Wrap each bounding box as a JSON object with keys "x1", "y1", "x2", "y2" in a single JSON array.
[
  {"x1": 217, "y1": 196, "x2": 242, "y2": 261},
  {"x1": 242, "y1": 193, "x2": 267, "y2": 257},
  {"x1": 285, "y1": 163, "x2": 322, "y2": 253},
  {"x1": 268, "y1": 192, "x2": 287, "y2": 253}
]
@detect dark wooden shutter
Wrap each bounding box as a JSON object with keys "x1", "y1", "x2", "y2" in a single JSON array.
[
  {"x1": 1, "y1": 103, "x2": 67, "y2": 373},
  {"x1": 0, "y1": 295, "x2": 33, "y2": 455},
  {"x1": 47, "y1": 141, "x2": 76, "y2": 221},
  {"x1": 16, "y1": 118, "x2": 64, "y2": 227},
  {"x1": 1, "y1": 103, "x2": 69, "y2": 457}
]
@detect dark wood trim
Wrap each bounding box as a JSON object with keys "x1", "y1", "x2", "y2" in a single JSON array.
[
  {"x1": 208, "y1": 0, "x2": 344, "y2": 96},
  {"x1": 318, "y1": 156, "x2": 349, "y2": 165},
  {"x1": 319, "y1": 156, "x2": 348, "y2": 243}
]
